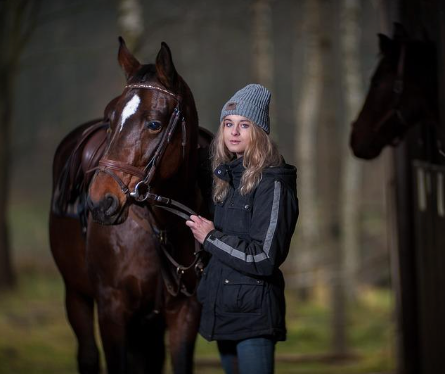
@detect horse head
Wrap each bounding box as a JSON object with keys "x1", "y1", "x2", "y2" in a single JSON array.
[
  {"x1": 88, "y1": 38, "x2": 198, "y2": 224},
  {"x1": 350, "y1": 24, "x2": 437, "y2": 159}
]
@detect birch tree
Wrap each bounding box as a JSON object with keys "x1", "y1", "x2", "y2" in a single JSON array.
[
  {"x1": 293, "y1": 0, "x2": 323, "y2": 297},
  {"x1": 117, "y1": 0, "x2": 144, "y2": 54},
  {"x1": 328, "y1": 0, "x2": 365, "y2": 354}
]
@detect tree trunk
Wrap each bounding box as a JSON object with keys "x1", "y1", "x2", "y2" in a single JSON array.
[
  {"x1": 251, "y1": 0, "x2": 274, "y2": 89},
  {"x1": 0, "y1": 0, "x2": 41, "y2": 291},
  {"x1": 329, "y1": 0, "x2": 365, "y2": 355},
  {"x1": 293, "y1": 0, "x2": 323, "y2": 299},
  {"x1": 339, "y1": 0, "x2": 363, "y2": 300},
  {"x1": 117, "y1": 0, "x2": 144, "y2": 54},
  {"x1": 0, "y1": 73, "x2": 15, "y2": 290},
  {"x1": 251, "y1": 0, "x2": 275, "y2": 129}
]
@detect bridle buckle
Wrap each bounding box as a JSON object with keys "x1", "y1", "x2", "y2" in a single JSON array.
[{"x1": 130, "y1": 181, "x2": 150, "y2": 202}]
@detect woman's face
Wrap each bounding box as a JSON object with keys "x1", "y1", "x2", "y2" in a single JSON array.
[{"x1": 223, "y1": 115, "x2": 252, "y2": 158}]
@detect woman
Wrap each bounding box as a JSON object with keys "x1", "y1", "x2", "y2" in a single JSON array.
[{"x1": 186, "y1": 84, "x2": 298, "y2": 374}]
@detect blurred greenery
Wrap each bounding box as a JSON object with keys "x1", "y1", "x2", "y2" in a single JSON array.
[
  {"x1": 9, "y1": 199, "x2": 51, "y2": 265},
  {"x1": 0, "y1": 269, "x2": 395, "y2": 374}
]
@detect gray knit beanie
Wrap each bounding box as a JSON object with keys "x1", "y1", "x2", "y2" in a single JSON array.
[{"x1": 220, "y1": 84, "x2": 271, "y2": 134}]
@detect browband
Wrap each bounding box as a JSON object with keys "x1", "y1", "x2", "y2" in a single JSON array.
[{"x1": 125, "y1": 84, "x2": 181, "y2": 101}]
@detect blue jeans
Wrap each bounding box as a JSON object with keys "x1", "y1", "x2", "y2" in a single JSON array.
[{"x1": 217, "y1": 337, "x2": 276, "y2": 374}]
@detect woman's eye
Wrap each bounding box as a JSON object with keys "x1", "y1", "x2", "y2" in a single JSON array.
[
  {"x1": 146, "y1": 121, "x2": 162, "y2": 131},
  {"x1": 241, "y1": 123, "x2": 250, "y2": 129},
  {"x1": 225, "y1": 122, "x2": 233, "y2": 127}
]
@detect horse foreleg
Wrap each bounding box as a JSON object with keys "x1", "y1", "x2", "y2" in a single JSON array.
[
  {"x1": 126, "y1": 316, "x2": 166, "y2": 374},
  {"x1": 65, "y1": 287, "x2": 100, "y2": 374},
  {"x1": 166, "y1": 297, "x2": 201, "y2": 374},
  {"x1": 97, "y1": 296, "x2": 128, "y2": 374}
]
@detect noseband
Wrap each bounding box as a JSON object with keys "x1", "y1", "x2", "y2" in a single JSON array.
[
  {"x1": 371, "y1": 44, "x2": 409, "y2": 142},
  {"x1": 93, "y1": 83, "x2": 196, "y2": 219}
]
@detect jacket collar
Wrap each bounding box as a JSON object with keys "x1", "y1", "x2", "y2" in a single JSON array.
[{"x1": 214, "y1": 157, "x2": 244, "y2": 186}]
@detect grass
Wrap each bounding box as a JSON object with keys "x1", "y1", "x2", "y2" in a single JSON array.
[
  {"x1": 0, "y1": 269, "x2": 395, "y2": 374},
  {"x1": 9, "y1": 199, "x2": 52, "y2": 266},
  {"x1": 0, "y1": 270, "x2": 77, "y2": 374}
]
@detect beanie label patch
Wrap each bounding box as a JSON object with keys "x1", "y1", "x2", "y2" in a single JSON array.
[{"x1": 225, "y1": 102, "x2": 237, "y2": 110}]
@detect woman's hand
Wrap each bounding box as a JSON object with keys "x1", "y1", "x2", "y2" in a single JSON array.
[{"x1": 186, "y1": 215, "x2": 215, "y2": 244}]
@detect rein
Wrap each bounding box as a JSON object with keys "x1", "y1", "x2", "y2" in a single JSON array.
[{"x1": 371, "y1": 44, "x2": 409, "y2": 140}]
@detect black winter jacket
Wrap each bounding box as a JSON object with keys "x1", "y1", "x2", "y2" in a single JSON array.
[{"x1": 197, "y1": 157, "x2": 299, "y2": 342}]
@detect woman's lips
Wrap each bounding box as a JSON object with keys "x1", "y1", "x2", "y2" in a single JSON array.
[{"x1": 230, "y1": 140, "x2": 240, "y2": 144}]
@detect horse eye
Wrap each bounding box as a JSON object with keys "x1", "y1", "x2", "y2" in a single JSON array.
[{"x1": 146, "y1": 121, "x2": 162, "y2": 132}]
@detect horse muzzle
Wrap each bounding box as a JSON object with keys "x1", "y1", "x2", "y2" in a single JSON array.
[
  {"x1": 350, "y1": 123, "x2": 383, "y2": 160},
  {"x1": 87, "y1": 193, "x2": 123, "y2": 225}
]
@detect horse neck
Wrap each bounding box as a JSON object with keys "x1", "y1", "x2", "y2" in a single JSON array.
[
  {"x1": 407, "y1": 44, "x2": 438, "y2": 121},
  {"x1": 405, "y1": 46, "x2": 441, "y2": 162}
]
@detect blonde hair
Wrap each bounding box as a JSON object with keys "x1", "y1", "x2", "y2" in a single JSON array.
[{"x1": 211, "y1": 120, "x2": 282, "y2": 202}]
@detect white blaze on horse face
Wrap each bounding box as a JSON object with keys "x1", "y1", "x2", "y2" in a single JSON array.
[{"x1": 119, "y1": 94, "x2": 141, "y2": 132}]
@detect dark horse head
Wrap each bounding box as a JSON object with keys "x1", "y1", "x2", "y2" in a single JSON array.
[
  {"x1": 350, "y1": 24, "x2": 437, "y2": 159},
  {"x1": 88, "y1": 39, "x2": 198, "y2": 224}
]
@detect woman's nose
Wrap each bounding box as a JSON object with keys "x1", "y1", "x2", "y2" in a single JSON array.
[{"x1": 231, "y1": 125, "x2": 239, "y2": 135}]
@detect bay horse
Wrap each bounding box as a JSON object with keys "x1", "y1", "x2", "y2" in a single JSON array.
[
  {"x1": 349, "y1": 24, "x2": 439, "y2": 160},
  {"x1": 50, "y1": 39, "x2": 211, "y2": 374}
]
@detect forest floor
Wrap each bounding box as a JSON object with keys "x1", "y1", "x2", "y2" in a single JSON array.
[{"x1": 0, "y1": 267, "x2": 395, "y2": 374}]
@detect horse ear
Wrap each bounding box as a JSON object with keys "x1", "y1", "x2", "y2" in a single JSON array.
[
  {"x1": 156, "y1": 42, "x2": 178, "y2": 89},
  {"x1": 378, "y1": 34, "x2": 393, "y2": 56},
  {"x1": 393, "y1": 22, "x2": 409, "y2": 40},
  {"x1": 118, "y1": 36, "x2": 141, "y2": 81}
]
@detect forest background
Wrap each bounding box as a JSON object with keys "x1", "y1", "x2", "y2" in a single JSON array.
[{"x1": 0, "y1": 0, "x2": 398, "y2": 373}]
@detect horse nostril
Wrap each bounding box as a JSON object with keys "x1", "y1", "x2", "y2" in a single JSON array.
[
  {"x1": 87, "y1": 195, "x2": 98, "y2": 212},
  {"x1": 104, "y1": 193, "x2": 119, "y2": 216}
]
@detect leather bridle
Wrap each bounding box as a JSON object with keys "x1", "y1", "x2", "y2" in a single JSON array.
[
  {"x1": 370, "y1": 44, "x2": 409, "y2": 143},
  {"x1": 89, "y1": 82, "x2": 204, "y2": 297},
  {"x1": 92, "y1": 83, "x2": 196, "y2": 220}
]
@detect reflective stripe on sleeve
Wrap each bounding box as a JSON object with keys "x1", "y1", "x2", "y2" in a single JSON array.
[{"x1": 206, "y1": 180, "x2": 281, "y2": 262}]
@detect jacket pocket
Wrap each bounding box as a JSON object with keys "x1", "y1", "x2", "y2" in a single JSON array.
[
  {"x1": 214, "y1": 201, "x2": 226, "y2": 229},
  {"x1": 222, "y1": 276, "x2": 264, "y2": 314},
  {"x1": 224, "y1": 195, "x2": 252, "y2": 234}
]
